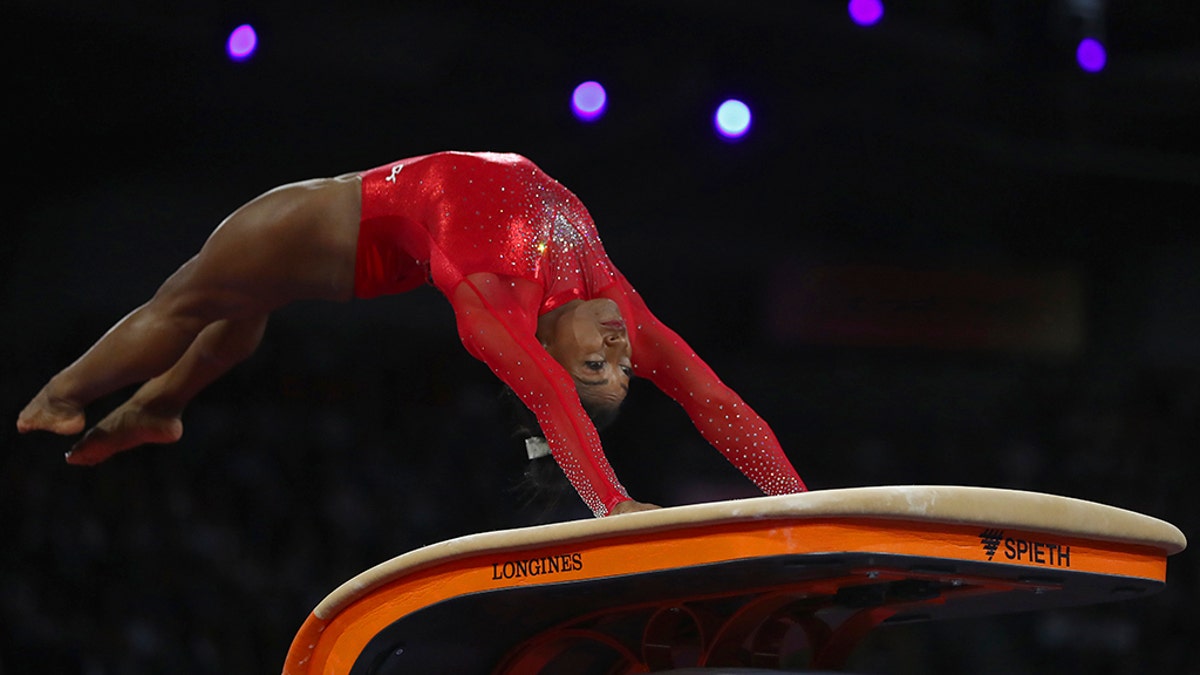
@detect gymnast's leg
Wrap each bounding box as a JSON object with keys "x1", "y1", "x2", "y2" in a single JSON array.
[
  {"x1": 65, "y1": 314, "x2": 268, "y2": 465},
  {"x1": 17, "y1": 174, "x2": 361, "y2": 455},
  {"x1": 16, "y1": 263, "x2": 237, "y2": 438}
]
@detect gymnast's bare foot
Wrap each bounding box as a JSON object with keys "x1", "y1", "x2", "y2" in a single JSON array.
[
  {"x1": 65, "y1": 402, "x2": 183, "y2": 466},
  {"x1": 17, "y1": 389, "x2": 86, "y2": 436}
]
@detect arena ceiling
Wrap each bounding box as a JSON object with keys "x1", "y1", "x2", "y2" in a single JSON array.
[{"x1": 12, "y1": 0, "x2": 1200, "y2": 256}]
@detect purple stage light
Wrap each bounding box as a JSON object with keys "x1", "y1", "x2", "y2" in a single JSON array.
[
  {"x1": 1076, "y1": 38, "x2": 1107, "y2": 73},
  {"x1": 714, "y1": 99, "x2": 751, "y2": 140},
  {"x1": 227, "y1": 24, "x2": 258, "y2": 62},
  {"x1": 572, "y1": 81, "x2": 607, "y2": 122},
  {"x1": 848, "y1": 0, "x2": 884, "y2": 27}
]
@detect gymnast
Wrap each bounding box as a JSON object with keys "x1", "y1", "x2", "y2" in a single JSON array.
[{"x1": 17, "y1": 151, "x2": 806, "y2": 517}]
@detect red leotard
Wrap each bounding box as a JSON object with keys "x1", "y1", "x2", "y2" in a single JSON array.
[{"x1": 357, "y1": 152, "x2": 805, "y2": 516}]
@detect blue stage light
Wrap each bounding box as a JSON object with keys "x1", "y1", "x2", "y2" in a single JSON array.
[{"x1": 714, "y1": 99, "x2": 752, "y2": 140}]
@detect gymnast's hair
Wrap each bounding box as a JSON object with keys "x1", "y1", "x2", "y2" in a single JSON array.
[{"x1": 500, "y1": 386, "x2": 621, "y2": 514}]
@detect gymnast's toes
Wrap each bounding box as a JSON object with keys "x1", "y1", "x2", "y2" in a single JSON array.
[
  {"x1": 65, "y1": 407, "x2": 183, "y2": 465},
  {"x1": 17, "y1": 394, "x2": 86, "y2": 436}
]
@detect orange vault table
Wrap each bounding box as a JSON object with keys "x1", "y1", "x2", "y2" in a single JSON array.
[{"x1": 282, "y1": 486, "x2": 1186, "y2": 673}]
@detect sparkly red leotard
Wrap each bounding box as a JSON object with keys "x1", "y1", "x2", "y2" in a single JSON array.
[{"x1": 357, "y1": 152, "x2": 805, "y2": 516}]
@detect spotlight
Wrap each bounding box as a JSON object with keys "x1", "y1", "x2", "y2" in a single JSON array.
[
  {"x1": 226, "y1": 24, "x2": 257, "y2": 62},
  {"x1": 1076, "y1": 37, "x2": 1107, "y2": 73},
  {"x1": 848, "y1": 0, "x2": 884, "y2": 27},
  {"x1": 571, "y1": 81, "x2": 607, "y2": 122},
  {"x1": 714, "y1": 99, "x2": 752, "y2": 140}
]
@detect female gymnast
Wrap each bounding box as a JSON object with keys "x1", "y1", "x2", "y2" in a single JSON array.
[{"x1": 17, "y1": 151, "x2": 806, "y2": 517}]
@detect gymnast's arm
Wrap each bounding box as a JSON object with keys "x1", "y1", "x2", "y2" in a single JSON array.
[
  {"x1": 598, "y1": 272, "x2": 807, "y2": 495},
  {"x1": 448, "y1": 273, "x2": 639, "y2": 517}
]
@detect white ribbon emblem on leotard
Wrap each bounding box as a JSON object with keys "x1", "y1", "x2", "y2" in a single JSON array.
[{"x1": 525, "y1": 436, "x2": 551, "y2": 460}]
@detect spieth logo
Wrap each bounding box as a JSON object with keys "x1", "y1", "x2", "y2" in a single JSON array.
[
  {"x1": 979, "y1": 528, "x2": 1004, "y2": 561},
  {"x1": 978, "y1": 529, "x2": 1072, "y2": 568}
]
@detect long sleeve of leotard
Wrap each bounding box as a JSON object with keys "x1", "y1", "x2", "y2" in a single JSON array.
[
  {"x1": 449, "y1": 274, "x2": 631, "y2": 517},
  {"x1": 600, "y1": 272, "x2": 807, "y2": 495}
]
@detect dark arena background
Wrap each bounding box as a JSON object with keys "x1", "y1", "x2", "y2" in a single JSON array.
[{"x1": 4, "y1": 1, "x2": 1198, "y2": 673}]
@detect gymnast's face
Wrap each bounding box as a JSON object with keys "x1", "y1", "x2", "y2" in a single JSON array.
[{"x1": 542, "y1": 299, "x2": 633, "y2": 408}]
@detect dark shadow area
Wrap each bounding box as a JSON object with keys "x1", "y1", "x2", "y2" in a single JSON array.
[{"x1": 5, "y1": 1, "x2": 1197, "y2": 672}]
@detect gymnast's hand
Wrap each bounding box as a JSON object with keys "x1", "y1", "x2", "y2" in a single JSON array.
[{"x1": 608, "y1": 499, "x2": 661, "y2": 516}]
